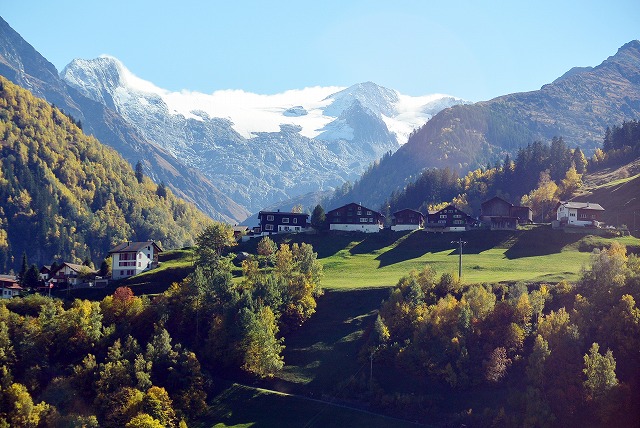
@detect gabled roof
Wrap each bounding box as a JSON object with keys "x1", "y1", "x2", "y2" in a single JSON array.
[
  {"x1": 482, "y1": 196, "x2": 512, "y2": 206},
  {"x1": 327, "y1": 202, "x2": 383, "y2": 217},
  {"x1": 61, "y1": 262, "x2": 96, "y2": 274},
  {"x1": 258, "y1": 211, "x2": 308, "y2": 217},
  {"x1": 0, "y1": 275, "x2": 18, "y2": 283},
  {"x1": 109, "y1": 241, "x2": 163, "y2": 254},
  {"x1": 482, "y1": 196, "x2": 531, "y2": 210},
  {"x1": 393, "y1": 208, "x2": 424, "y2": 216},
  {"x1": 557, "y1": 201, "x2": 605, "y2": 211}
]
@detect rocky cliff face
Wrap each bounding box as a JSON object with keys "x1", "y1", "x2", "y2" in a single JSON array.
[{"x1": 61, "y1": 57, "x2": 465, "y2": 213}]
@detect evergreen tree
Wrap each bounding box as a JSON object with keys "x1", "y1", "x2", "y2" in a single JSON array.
[
  {"x1": 156, "y1": 182, "x2": 167, "y2": 199},
  {"x1": 135, "y1": 160, "x2": 144, "y2": 184},
  {"x1": 22, "y1": 264, "x2": 40, "y2": 289},
  {"x1": 18, "y1": 251, "x2": 28, "y2": 285},
  {"x1": 310, "y1": 204, "x2": 326, "y2": 230}
]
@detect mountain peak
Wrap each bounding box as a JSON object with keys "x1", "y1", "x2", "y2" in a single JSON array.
[{"x1": 323, "y1": 81, "x2": 399, "y2": 117}]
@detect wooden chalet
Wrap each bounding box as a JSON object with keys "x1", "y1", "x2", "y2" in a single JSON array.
[
  {"x1": 258, "y1": 210, "x2": 309, "y2": 235},
  {"x1": 327, "y1": 203, "x2": 384, "y2": 233},
  {"x1": 481, "y1": 196, "x2": 533, "y2": 230},
  {"x1": 391, "y1": 209, "x2": 425, "y2": 231},
  {"x1": 426, "y1": 205, "x2": 476, "y2": 232}
]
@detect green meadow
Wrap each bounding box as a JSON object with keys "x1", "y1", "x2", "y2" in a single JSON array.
[{"x1": 247, "y1": 225, "x2": 638, "y2": 289}]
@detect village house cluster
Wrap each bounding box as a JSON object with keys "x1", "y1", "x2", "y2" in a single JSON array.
[
  {"x1": 1, "y1": 198, "x2": 608, "y2": 300},
  {"x1": 242, "y1": 196, "x2": 606, "y2": 239},
  {"x1": 1, "y1": 240, "x2": 162, "y2": 299}
]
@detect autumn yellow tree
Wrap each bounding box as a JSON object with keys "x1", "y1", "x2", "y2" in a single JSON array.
[{"x1": 521, "y1": 170, "x2": 559, "y2": 222}]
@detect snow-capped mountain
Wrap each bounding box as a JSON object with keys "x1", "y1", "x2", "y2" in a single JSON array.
[{"x1": 61, "y1": 56, "x2": 467, "y2": 213}]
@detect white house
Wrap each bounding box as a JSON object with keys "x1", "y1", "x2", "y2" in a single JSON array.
[
  {"x1": 109, "y1": 241, "x2": 163, "y2": 280},
  {"x1": 555, "y1": 201, "x2": 605, "y2": 227},
  {"x1": 0, "y1": 275, "x2": 21, "y2": 299},
  {"x1": 50, "y1": 262, "x2": 97, "y2": 287}
]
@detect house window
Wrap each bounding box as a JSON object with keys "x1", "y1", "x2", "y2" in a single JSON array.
[
  {"x1": 454, "y1": 220, "x2": 464, "y2": 224},
  {"x1": 570, "y1": 213, "x2": 576, "y2": 217},
  {"x1": 367, "y1": 211, "x2": 372, "y2": 215},
  {"x1": 438, "y1": 220, "x2": 446, "y2": 224},
  {"x1": 138, "y1": 253, "x2": 142, "y2": 259},
  {"x1": 440, "y1": 214, "x2": 447, "y2": 219},
  {"x1": 293, "y1": 218, "x2": 298, "y2": 224},
  {"x1": 579, "y1": 213, "x2": 587, "y2": 219},
  {"x1": 138, "y1": 262, "x2": 141, "y2": 267},
  {"x1": 453, "y1": 214, "x2": 461, "y2": 218},
  {"x1": 266, "y1": 215, "x2": 274, "y2": 221},
  {"x1": 357, "y1": 211, "x2": 362, "y2": 216},
  {"x1": 265, "y1": 224, "x2": 274, "y2": 231},
  {"x1": 369, "y1": 218, "x2": 373, "y2": 223},
  {"x1": 360, "y1": 218, "x2": 369, "y2": 223},
  {"x1": 282, "y1": 217, "x2": 290, "y2": 224}
]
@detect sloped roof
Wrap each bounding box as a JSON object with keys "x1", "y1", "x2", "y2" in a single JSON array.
[
  {"x1": 327, "y1": 202, "x2": 383, "y2": 217},
  {"x1": 62, "y1": 262, "x2": 97, "y2": 274},
  {"x1": 393, "y1": 208, "x2": 424, "y2": 216},
  {"x1": 109, "y1": 241, "x2": 163, "y2": 254},
  {"x1": 558, "y1": 201, "x2": 605, "y2": 211},
  {"x1": 258, "y1": 211, "x2": 308, "y2": 217}
]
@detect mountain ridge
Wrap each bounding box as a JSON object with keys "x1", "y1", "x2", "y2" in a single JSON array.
[
  {"x1": 330, "y1": 40, "x2": 640, "y2": 210},
  {"x1": 60, "y1": 55, "x2": 467, "y2": 212},
  {"x1": 0, "y1": 16, "x2": 250, "y2": 223}
]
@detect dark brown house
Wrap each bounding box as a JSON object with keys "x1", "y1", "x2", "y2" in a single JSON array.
[
  {"x1": 327, "y1": 203, "x2": 384, "y2": 233},
  {"x1": 391, "y1": 209, "x2": 425, "y2": 231},
  {"x1": 426, "y1": 205, "x2": 476, "y2": 231},
  {"x1": 258, "y1": 211, "x2": 308, "y2": 235},
  {"x1": 481, "y1": 196, "x2": 533, "y2": 230}
]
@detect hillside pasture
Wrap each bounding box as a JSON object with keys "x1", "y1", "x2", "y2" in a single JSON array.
[{"x1": 251, "y1": 227, "x2": 630, "y2": 289}]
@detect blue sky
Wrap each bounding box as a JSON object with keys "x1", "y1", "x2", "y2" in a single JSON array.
[{"x1": 3, "y1": 0, "x2": 640, "y2": 101}]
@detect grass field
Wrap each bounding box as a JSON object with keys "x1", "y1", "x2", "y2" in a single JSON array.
[{"x1": 238, "y1": 226, "x2": 638, "y2": 290}]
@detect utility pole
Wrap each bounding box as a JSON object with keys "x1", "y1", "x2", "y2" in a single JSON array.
[{"x1": 451, "y1": 237, "x2": 467, "y2": 279}]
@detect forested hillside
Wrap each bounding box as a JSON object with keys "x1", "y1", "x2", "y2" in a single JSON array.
[
  {"x1": 329, "y1": 41, "x2": 640, "y2": 210},
  {"x1": 0, "y1": 76, "x2": 212, "y2": 272}
]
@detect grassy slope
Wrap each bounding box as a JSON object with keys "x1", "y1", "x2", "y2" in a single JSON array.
[
  {"x1": 238, "y1": 226, "x2": 635, "y2": 290},
  {"x1": 575, "y1": 158, "x2": 640, "y2": 234}
]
